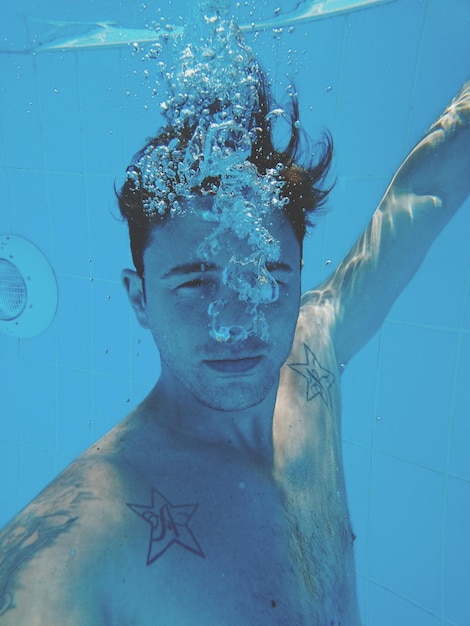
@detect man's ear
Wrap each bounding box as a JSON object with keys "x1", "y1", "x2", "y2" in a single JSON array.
[{"x1": 121, "y1": 269, "x2": 149, "y2": 329}]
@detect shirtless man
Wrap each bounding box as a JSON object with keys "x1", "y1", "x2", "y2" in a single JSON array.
[{"x1": 0, "y1": 10, "x2": 469, "y2": 625}]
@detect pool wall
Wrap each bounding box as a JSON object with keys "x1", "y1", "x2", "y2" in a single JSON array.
[{"x1": 1, "y1": 0, "x2": 469, "y2": 623}]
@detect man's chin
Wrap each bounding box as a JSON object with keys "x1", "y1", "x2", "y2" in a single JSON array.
[{"x1": 194, "y1": 381, "x2": 274, "y2": 413}]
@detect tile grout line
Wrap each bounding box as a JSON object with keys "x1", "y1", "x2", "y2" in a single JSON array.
[
  {"x1": 440, "y1": 263, "x2": 470, "y2": 621},
  {"x1": 75, "y1": 49, "x2": 97, "y2": 445},
  {"x1": 385, "y1": 317, "x2": 469, "y2": 335},
  {"x1": 117, "y1": 47, "x2": 134, "y2": 409},
  {"x1": 363, "y1": 324, "x2": 385, "y2": 625},
  {"x1": 402, "y1": 0, "x2": 429, "y2": 151},
  {"x1": 368, "y1": 575, "x2": 444, "y2": 621},
  {"x1": 31, "y1": 47, "x2": 62, "y2": 473}
]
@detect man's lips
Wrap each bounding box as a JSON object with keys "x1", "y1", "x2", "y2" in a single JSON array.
[{"x1": 204, "y1": 356, "x2": 262, "y2": 374}]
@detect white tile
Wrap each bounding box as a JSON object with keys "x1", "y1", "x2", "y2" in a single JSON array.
[
  {"x1": 0, "y1": 169, "x2": 13, "y2": 230},
  {"x1": 54, "y1": 452, "x2": 75, "y2": 477},
  {"x1": 449, "y1": 334, "x2": 470, "y2": 480},
  {"x1": 35, "y1": 52, "x2": 84, "y2": 173},
  {"x1": 301, "y1": 215, "x2": 331, "y2": 292},
  {"x1": 48, "y1": 171, "x2": 90, "y2": 277},
  {"x1": 342, "y1": 331, "x2": 381, "y2": 448},
  {"x1": 356, "y1": 573, "x2": 368, "y2": 626},
  {"x1": 91, "y1": 373, "x2": 131, "y2": 441},
  {"x1": 18, "y1": 446, "x2": 56, "y2": 509},
  {"x1": 55, "y1": 275, "x2": 92, "y2": 370},
  {"x1": 0, "y1": 8, "x2": 30, "y2": 54},
  {"x1": 367, "y1": 581, "x2": 442, "y2": 626},
  {"x1": 128, "y1": 315, "x2": 160, "y2": 395},
  {"x1": 406, "y1": 0, "x2": 470, "y2": 142},
  {"x1": 343, "y1": 441, "x2": 372, "y2": 576},
  {"x1": 369, "y1": 453, "x2": 444, "y2": 615},
  {"x1": 0, "y1": 440, "x2": 20, "y2": 527},
  {"x1": 460, "y1": 208, "x2": 470, "y2": 333},
  {"x1": 388, "y1": 205, "x2": 470, "y2": 330},
  {"x1": 88, "y1": 173, "x2": 130, "y2": 282},
  {"x1": 91, "y1": 279, "x2": 131, "y2": 378},
  {"x1": 443, "y1": 476, "x2": 470, "y2": 626},
  {"x1": 0, "y1": 353, "x2": 21, "y2": 443},
  {"x1": 0, "y1": 54, "x2": 44, "y2": 170},
  {"x1": 20, "y1": 321, "x2": 57, "y2": 365},
  {"x1": 56, "y1": 365, "x2": 93, "y2": 458},
  {"x1": 336, "y1": 0, "x2": 427, "y2": 178},
  {"x1": 19, "y1": 359, "x2": 57, "y2": 451},
  {"x1": 375, "y1": 323, "x2": 457, "y2": 471},
  {"x1": 0, "y1": 333, "x2": 19, "y2": 360},
  {"x1": 77, "y1": 49, "x2": 128, "y2": 177},
  {"x1": 7, "y1": 170, "x2": 52, "y2": 260}
]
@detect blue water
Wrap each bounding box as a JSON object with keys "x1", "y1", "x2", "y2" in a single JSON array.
[{"x1": 1, "y1": 1, "x2": 469, "y2": 624}]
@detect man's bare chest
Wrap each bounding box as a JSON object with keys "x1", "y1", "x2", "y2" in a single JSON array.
[{"x1": 107, "y1": 446, "x2": 356, "y2": 626}]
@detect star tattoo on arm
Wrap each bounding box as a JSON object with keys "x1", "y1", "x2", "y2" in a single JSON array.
[
  {"x1": 127, "y1": 488, "x2": 205, "y2": 564},
  {"x1": 288, "y1": 344, "x2": 336, "y2": 410}
]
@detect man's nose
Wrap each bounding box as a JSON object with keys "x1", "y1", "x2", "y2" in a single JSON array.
[
  {"x1": 206, "y1": 252, "x2": 279, "y2": 344},
  {"x1": 222, "y1": 253, "x2": 279, "y2": 305},
  {"x1": 207, "y1": 298, "x2": 250, "y2": 344}
]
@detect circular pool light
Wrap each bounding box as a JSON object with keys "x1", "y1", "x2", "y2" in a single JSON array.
[{"x1": 0, "y1": 234, "x2": 58, "y2": 339}]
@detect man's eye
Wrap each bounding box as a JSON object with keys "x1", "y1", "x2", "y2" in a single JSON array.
[
  {"x1": 177, "y1": 277, "x2": 216, "y2": 290},
  {"x1": 264, "y1": 271, "x2": 285, "y2": 286},
  {"x1": 269, "y1": 274, "x2": 284, "y2": 285}
]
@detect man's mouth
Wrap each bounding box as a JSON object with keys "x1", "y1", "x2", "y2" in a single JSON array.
[{"x1": 204, "y1": 356, "x2": 262, "y2": 374}]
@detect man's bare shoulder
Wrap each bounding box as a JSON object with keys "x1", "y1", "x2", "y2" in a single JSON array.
[{"x1": 0, "y1": 423, "x2": 152, "y2": 625}]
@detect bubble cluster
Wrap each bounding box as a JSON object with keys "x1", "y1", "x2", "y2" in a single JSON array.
[
  {"x1": 207, "y1": 249, "x2": 280, "y2": 343},
  {"x1": 127, "y1": 0, "x2": 291, "y2": 342}
]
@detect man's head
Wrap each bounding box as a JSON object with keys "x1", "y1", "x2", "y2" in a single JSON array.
[{"x1": 118, "y1": 9, "x2": 333, "y2": 407}]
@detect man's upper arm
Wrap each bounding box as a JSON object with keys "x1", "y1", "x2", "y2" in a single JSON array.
[
  {"x1": 312, "y1": 189, "x2": 445, "y2": 365},
  {"x1": 0, "y1": 556, "x2": 106, "y2": 626},
  {"x1": 0, "y1": 462, "x2": 118, "y2": 625}
]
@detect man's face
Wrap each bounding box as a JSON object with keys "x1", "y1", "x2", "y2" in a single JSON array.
[{"x1": 125, "y1": 198, "x2": 301, "y2": 412}]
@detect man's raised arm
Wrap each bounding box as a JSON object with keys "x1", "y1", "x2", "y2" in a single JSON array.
[{"x1": 304, "y1": 80, "x2": 470, "y2": 367}]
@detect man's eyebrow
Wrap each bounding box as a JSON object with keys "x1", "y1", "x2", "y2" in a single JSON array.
[{"x1": 161, "y1": 262, "x2": 219, "y2": 278}]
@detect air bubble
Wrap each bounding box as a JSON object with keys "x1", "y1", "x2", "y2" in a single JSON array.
[{"x1": 127, "y1": 5, "x2": 293, "y2": 343}]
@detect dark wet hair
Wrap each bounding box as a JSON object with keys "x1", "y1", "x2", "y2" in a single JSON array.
[{"x1": 117, "y1": 72, "x2": 333, "y2": 278}]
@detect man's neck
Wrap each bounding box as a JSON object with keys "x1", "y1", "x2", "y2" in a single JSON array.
[{"x1": 140, "y1": 369, "x2": 279, "y2": 466}]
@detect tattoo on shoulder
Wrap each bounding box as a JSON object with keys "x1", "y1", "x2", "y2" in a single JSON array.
[
  {"x1": 127, "y1": 487, "x2": 205, "y2": 565},
  {"x1": 288, "y1": 343, "x2": 335, "y2": 409},
  {"x1": 0, "y1": 476, "x2": 96, "y2": 616}
]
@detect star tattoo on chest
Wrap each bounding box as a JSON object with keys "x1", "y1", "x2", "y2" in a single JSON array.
[
  {"x1": 127, "y1": 488, "x2": 205, "y2": 564},
  {"x1": 288, "y1": 343, "x2": 336, "y2": 409}
]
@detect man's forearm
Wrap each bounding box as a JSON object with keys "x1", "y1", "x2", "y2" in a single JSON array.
[
  {"x1": 317, "y1": 80, "x2": 469, "y2": 364},
  {"x1": 390, "y1": 79, "x2": 470, "y2": 216}
]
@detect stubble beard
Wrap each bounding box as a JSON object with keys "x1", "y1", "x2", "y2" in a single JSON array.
[{"x1": 193, "y1": 375, "x2": 277, "y2": 413}]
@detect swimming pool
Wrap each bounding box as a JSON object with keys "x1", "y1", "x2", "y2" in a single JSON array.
[{"x1": 1, "y1": 0, "x2": 469, "y2": 623}]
